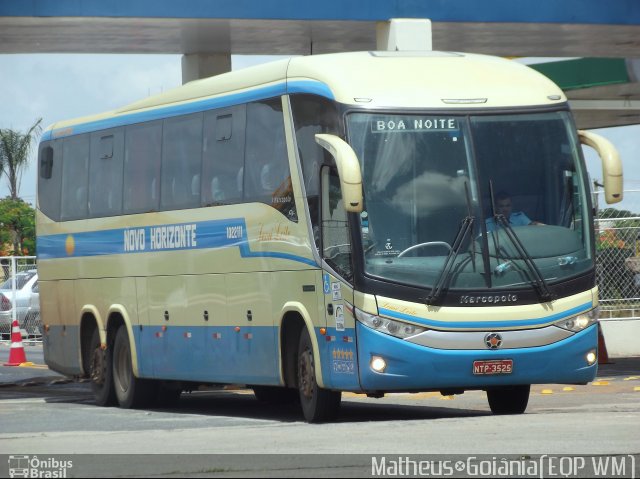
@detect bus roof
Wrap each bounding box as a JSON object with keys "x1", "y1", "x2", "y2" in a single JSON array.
[{"x1": 43, "y1": 51, "x2": 566, "y2": 140}]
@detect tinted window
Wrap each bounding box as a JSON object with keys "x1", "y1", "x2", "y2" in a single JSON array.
[
  {"x1": 89, "y1": 130, "x2": 124, "y2": 217},
  {"x1": 202, "y1": 106, "x2": 246, "y2": 206},
  {"x1": 161, "y1": 114, "x2": 203, "y2": 210},
  {"x1": 290, "y1": 95, "x2": 342, "y2": 241},
  {"x1": 123, "y1": 121, "x2": 162, "y2": 214},
  {"x1": 37, "y1": 141, "x2": 62, "y2": 221},
  {"x1": 245, "y1": 99, "x2": 297, "y2": 221},
  {"x1": 60, "y1": 134, "x2": 90, "y2": 220}
]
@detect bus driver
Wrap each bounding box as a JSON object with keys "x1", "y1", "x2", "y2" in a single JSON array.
[{"x1": 485, "y1": 191, "x2": 541, "y2": 232}]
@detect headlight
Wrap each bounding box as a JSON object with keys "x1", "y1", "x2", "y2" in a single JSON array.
[
  {"x1": 355, "y1": 308, "x2": 425, "y2": 339},
  {"x1": 554, "y1": 307, "x2": 599, "y2": 332}
]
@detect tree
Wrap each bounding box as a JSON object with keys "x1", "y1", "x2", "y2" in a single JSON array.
[
  {"x1": 0, "y1": 118, "x2": 42, "y2": 199},
  {"x1": 0, "y1": 197, "x2": 36, "y2": 255}
]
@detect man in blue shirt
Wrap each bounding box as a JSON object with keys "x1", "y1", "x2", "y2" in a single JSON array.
[{"x1": 486, "y1": 192, "x2": 537, "y2": 232}]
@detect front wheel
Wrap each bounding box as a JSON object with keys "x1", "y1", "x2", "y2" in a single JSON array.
[
  {"x1": 486, "y1": 385, "x2": 530, "y2": 415},
  {"x1": 297, "y1": 328, "x2": 341, "y2": 423},
  {"x1": 112, "y1": 326, "x2": 155, "y2": 409}
]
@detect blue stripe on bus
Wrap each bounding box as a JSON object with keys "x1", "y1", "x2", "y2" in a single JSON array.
[
  {"x1": 41, "y1": 80, "x2": 334, "y2": 141},
  {"x1": 36, "y1": 218, "x2": 318, "y2": 267},
  {"x1": 378, "y1": 302, "x2": 593, "y2": 330}
]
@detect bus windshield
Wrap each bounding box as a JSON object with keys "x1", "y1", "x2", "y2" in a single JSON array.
[{"x1": 347, "y1": 111, "x2": 592, "y2": 292}]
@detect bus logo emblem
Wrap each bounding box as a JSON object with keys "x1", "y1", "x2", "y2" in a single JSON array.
[{"x1": 484, "y1": 333, "x2": 503, "y2": 349}]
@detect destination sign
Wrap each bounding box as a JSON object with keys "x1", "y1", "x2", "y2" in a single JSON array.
[{"x1": 371, "y1": 117, "x2": 459, "y2": 133}]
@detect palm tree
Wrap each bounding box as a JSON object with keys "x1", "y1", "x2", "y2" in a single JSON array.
[{"x1": 0, "y1": 118, "x2": 42, "y2": 199}]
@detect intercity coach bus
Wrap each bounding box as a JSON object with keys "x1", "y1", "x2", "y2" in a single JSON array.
[{"x1": 37, "y1": 51, "x2": 623, "y2": 422}]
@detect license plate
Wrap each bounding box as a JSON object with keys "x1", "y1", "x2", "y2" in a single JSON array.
[{"x1": 473, "y1": 359, "x2": 513, "y2": 375}]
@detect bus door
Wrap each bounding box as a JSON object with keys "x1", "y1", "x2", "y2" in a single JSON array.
[{"x1": 320, "y1": 167, "x2": 360, "y2": 390}]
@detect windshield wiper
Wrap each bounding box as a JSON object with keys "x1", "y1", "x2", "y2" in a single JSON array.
[
  {"x1": 489, "y1": 183, "x2": 555, "y2": 302},
  {"x1": 425, "y1": 183, "x2": 475, "y2": 305}
]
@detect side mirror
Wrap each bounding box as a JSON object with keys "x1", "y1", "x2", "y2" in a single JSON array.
[
  {"x1": 578, "y1": 130, "x2": 623, "y2": 204},
  {"x1": 315, "y1": 134, "x2": 363, "y2": 212}
]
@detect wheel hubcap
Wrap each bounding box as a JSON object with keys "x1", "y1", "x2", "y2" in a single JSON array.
[{"x1": 115, "y1": 343, "x2": 131, "y2": 393}]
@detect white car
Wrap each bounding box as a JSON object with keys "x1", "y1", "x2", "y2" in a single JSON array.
[{"x1": 0, "y1": 270, "x2": 39, "y2": 338}]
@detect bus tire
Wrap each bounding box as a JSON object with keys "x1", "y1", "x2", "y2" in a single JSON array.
[
  {"x1": 112, "y1": 326, "x2": 155, "y2": 409},
  {"x1": 89, "y1": 328, "x2": 116, "y2": 407},
  {"x1": 297, "y1": 327, "x2": 341, "y2": 423},
  {"x1": 252, "y1": 385, "x2": 299, "y2": 404},
  {"x1": 487, "y1": 385, "x2": 530, "y2": 415}
]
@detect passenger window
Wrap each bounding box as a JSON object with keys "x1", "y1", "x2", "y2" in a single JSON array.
[
  {"x1": 202, "y1": 106, "x2": 246, "y2": 206},
  {"x1": 244, "y1": 99, "x2": 297, "y2": 221},
  {"x1": 123, "y1": 122, "x2": 162, "y2": 214},
  {"x1": 161, "y1": 113, "x2": 203, "y2": 210},
  {"x1": 60, "y1": 134, "x2": 90, "y2": 220},
  {"x1": 89, "y1": 130, "x2": 124, "y2": 217},
  {"x1": 38, "y1": 142, "x2": 62, "y2": 221}
]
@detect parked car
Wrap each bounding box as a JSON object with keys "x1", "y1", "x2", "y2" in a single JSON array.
[
  {"x1": 0, "y1": 270, "x2": 39, "y2": 338},
  {"x1": 25, "y1": 280, "x2": 41, "y2": 336}
]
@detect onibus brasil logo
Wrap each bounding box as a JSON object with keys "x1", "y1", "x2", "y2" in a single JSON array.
[{"x1": 8, "y1": 456, "x2": 73, "y2": 478}]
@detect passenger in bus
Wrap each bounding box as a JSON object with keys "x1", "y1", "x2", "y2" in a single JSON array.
[
  {"x1": 210, "y1": 176, "x2": 225, "y2": 202},
  {"x1": 485, "y1": 191, "x2": 541, "y2": 232}
]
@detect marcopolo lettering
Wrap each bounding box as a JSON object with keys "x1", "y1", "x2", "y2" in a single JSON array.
[{"x1": 460, "y1": 294, "x2": 518, "y2": 305}]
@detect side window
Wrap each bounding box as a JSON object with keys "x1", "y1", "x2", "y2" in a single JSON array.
[
  {"x1": 245, "y1": 99, "x2": 297, "y2": 221},
  {"x1": 290, "y1": 94, "x2": 342, "y2": 242},
  {"x1": 38, "y1": 142, "x2": 62, "y2": 221},
  {"x1": 321, "y1": 167, "x2": 352, "y2": 281},
  {"x1": 123, "y1": 121, "x2": 162, "y2": 214},
  {"x1": 202, "y1": 105, "x2": 246, "y2": 206},
  {"x1": 161, "y1": 113, "x2": 203, "y2": 210},
  {"x1": 60, "y1": 134, "x2": 90, "y2": 220},
  {"x1": 89, "y1": 129, "x2": 124, "y2": 217}
]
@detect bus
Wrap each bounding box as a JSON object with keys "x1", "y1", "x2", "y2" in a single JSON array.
[{"x1": 37, "y1": 51, "x2": 623, "y2": 422}]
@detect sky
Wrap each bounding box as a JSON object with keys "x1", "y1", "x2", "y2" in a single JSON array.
[{"x1": 0, "y1": 53, "x2": 638, "y2": 213}]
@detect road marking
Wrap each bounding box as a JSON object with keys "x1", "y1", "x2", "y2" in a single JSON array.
[
  {"x1": 17, "y1": 363, "x2": 49, "y2": 369},
  {"x1": 592, "y1": 381, "x2": 610, "y2": 386},
  {"x1": 562, "y1": 387, "x2": 575, "y2": 392},
  {"x1": 541, "y1": 389, "x2": 553, "y2": 394},
  {"x1": 623, "y1": 376, "x2": 640, "y2": 381}
]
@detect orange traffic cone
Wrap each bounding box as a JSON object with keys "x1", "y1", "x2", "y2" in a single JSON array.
[
  {"x1": 4, "y1": 319, "x2": 29, "y2": 366},
  {"x1": 597, "y1": 322, "x2": 612, "y2": 365}
]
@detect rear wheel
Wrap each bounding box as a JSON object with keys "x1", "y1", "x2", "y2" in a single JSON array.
[
  {"x1": 112, "y1": 326, "x2": 155, "y2": 408},
  {"x1": 297, "y1": 328, "x2": 341, "y2": 423},
  {"x1": 89, "y1": 328, "x2": 116, "y2": 407},
  {"x1": 487, "y1": 385, "x2": 530, "y2": 415}
]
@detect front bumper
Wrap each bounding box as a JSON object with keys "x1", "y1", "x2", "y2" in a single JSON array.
[{"x1": 357, "y1": 322, "x2": 598, "y2": 392}]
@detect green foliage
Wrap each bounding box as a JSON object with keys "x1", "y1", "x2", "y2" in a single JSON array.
[
  {"x1": 0, "y1": 197, "x2": 36, "y2": 255},
  {"x1": 0, "y1": 118, "x2": 42, "y2": 199}
]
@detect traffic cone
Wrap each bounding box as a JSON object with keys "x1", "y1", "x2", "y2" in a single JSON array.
[
  {"x1": 4, "y1": 319, "x2": 29, "y2": 366},
  {"x1": 597, "y1": 322, "x2": 612, "y2": 365}
]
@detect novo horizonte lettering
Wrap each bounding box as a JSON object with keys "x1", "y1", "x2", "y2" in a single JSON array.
[{"x1": 124, "y1": 224, "x2": 197, "y2": 252}]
